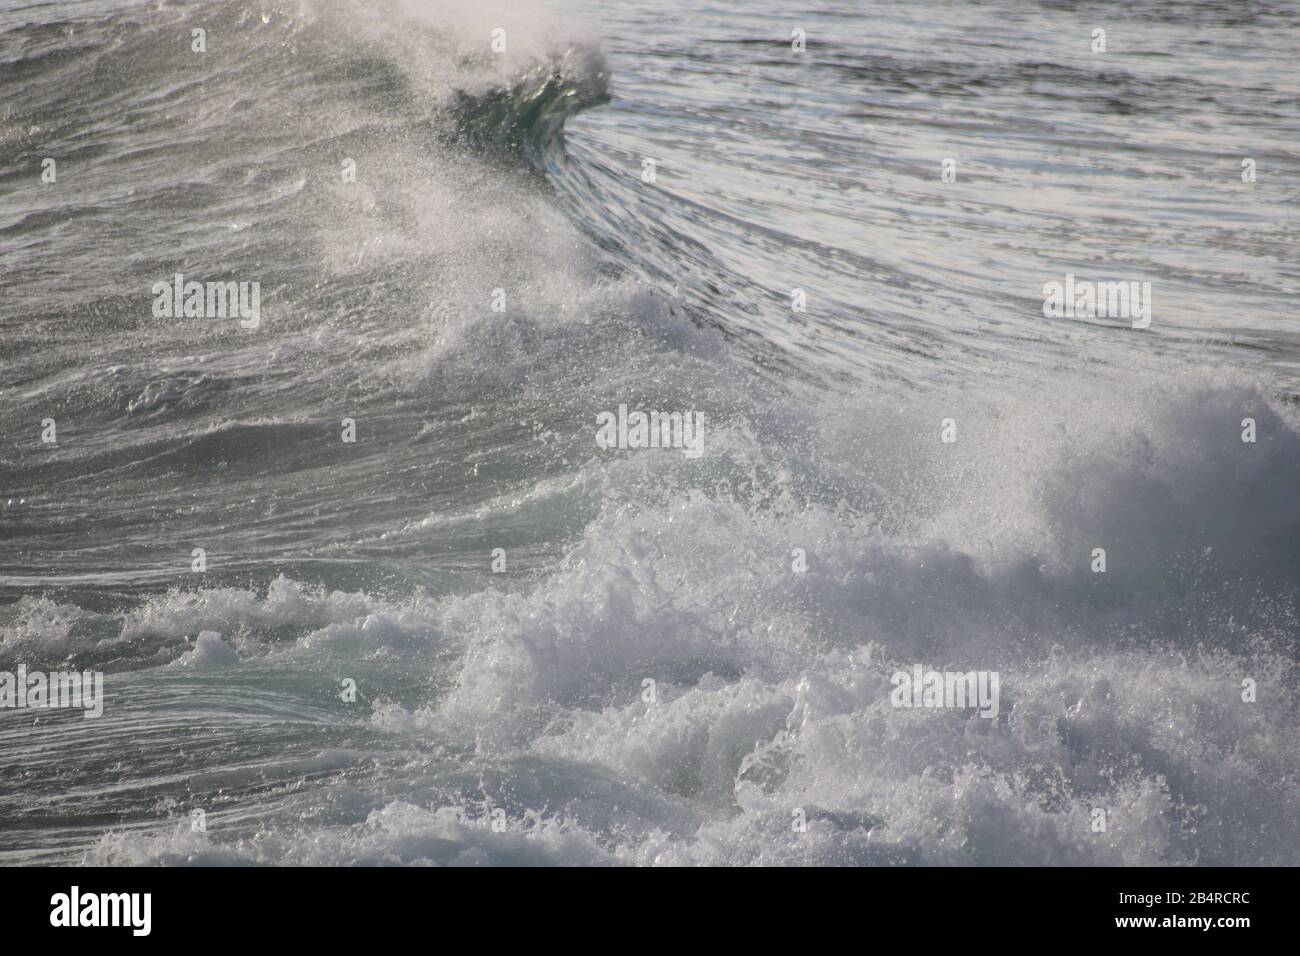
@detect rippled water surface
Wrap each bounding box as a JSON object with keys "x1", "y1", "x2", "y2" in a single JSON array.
[{"x1": 0, "y1": 0, "x2": 1298, "y2": 865}]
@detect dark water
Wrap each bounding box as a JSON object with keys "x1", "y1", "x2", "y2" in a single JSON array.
[{"x1": 0, "y1": 0, "x2": 1297, "y2": 865}]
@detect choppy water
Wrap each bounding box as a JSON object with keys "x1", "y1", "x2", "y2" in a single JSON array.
[{"x1": 0, "y1": 0, "x2": 1298, "y2": 865}]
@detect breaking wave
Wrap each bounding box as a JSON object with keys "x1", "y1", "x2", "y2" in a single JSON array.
[{"x1": 1, "y1": 0, "x2": 1297, "y2": 866}]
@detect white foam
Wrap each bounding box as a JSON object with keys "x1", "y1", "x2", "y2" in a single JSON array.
[{"x1": 169, "y1": 631, "x2": 240, "y2": 669}]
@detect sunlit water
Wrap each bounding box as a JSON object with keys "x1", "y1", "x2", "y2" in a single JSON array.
[{"x1": 0, "y1": 0, "x2": 1297, "y2": 865}]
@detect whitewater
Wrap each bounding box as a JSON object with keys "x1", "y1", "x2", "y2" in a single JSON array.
[{"x1": 0, "y1": 0, "x2": 1297, "y2": 866}]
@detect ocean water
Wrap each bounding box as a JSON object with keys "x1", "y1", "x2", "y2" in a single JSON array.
[{"x1": 0, "y1": 0, "x2": 1297, "y2": 866}]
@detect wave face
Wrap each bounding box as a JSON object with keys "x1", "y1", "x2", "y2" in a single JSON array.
[{"x1": 1, "y1": 0, "x2": 1298, "y2": 866}]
